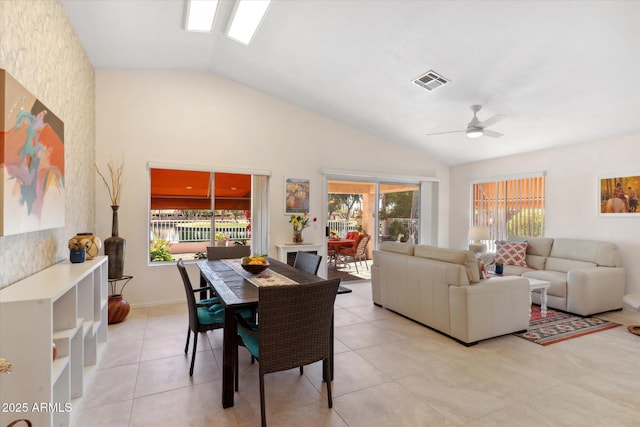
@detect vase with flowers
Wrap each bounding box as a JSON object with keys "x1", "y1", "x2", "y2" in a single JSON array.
[
  {"x1": 96, "y1": 159, "x2": 125, "y2": 280},
  {"x1": 289, "y1": 213, "x2": 316, "y2": 243}
]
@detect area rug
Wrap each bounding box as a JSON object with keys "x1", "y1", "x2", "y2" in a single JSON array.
[{"x1": 513, "y1": 305, "x2": 621, "y2": 346}]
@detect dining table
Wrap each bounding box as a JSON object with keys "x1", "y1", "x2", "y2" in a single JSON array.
[{"x1": 197, "y1": 257, "x2": 337, "y2": 408}]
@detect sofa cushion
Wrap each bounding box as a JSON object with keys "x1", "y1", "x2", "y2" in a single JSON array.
[
  {"x1": 503, "y1": 264, "x2": 536, "y2": 276},
  {"x1": 509, "y1": 236, "x2": 554, "y2": 257},
  {"x1": 379, "y1": 241, "x2": 415, "y2": 256},
  {"x1": 545, "y1": 257, "x2": 597, "y2": 273},
  {"x1": 522, "y1": 270, "x2": 568, "y2": 298},
  {"x1": 495, "y1": 241, "x2": 527, "y2": 267},
  {"x1": 525, "y1": 254, "x2": 547, "y2": 270},
  {"x1": 415, "y1": 246, "x2": 480, "y2": 283},
  {"x1": 550, "y1": 238, "x2": 620, "y2": 267}
]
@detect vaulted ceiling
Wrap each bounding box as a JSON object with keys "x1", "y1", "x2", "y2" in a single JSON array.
[{"x1": 62, "y1": 0, "x2": 640, "y2": 165}]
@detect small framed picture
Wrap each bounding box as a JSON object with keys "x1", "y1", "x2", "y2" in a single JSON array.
[
  {"x1": 598, "y1": 173, "x2": 640, "y2": 216},
  {"x1": 285, "y1": 178, "x2": 309, "y2": 214}
]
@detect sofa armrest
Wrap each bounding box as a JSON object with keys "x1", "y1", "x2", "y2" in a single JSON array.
[
  {"x1": 449, "y1": 276, "x2": 530, "y2": 343},
  {"x1": 371, "y1": 264, "x2": 381, "y2": 305},
  {"x1": 566, "y1": 267, "x2": 626, "y2": 316}
]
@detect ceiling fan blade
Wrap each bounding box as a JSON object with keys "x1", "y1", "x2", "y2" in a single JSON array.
[
  {"x1": 425, "y1": 130, "x2": 465, "y2": 137},
  {"x1": 479, "y1": 114, "x2": 505, "y2": 128},
  {"x1": 482, "y1": 129, "x2": 503, "y2": 138}
]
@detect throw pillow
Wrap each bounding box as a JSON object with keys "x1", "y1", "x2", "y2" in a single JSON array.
[{"x1": 495, "y1": 240, "x2": 527, "y2": 267}]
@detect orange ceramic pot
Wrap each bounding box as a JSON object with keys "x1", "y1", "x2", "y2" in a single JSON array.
[{"x1": 108, "y1": 294, "x2": 130, "y2": 324}]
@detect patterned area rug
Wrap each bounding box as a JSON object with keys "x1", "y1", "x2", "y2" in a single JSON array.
[{"x1": 514, "y1": 305, "x2": 621, "y2": 346}]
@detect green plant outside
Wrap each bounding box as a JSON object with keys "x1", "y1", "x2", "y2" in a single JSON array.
[
  {"x1": 388, "y1": 219, "x2": 405, "y2": 241},
  {"x1": 506, "y1": 209, "x2": 545, "y2": 237},
  {"x1": 150, "y1": 238, "x2": 174, "y2": 262}
]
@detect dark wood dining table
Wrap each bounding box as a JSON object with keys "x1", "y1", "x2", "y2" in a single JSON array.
[{"x1": 196, "y1": 257, "x2": 335, "y2": 408}]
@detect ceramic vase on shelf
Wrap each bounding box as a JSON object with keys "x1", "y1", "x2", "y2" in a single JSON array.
[
  {"x1": 104, "y1": 205, "x2": 126, "y2": 279},
  {"x1": 108, "y1": 294, "x2": 130, "y2": 324},
  {"x1": 293, "y1": 229, "x2": 303, "y2": 244},
  {"x1": 69, "y1": 232, "x2": 102, "y2": 260}
]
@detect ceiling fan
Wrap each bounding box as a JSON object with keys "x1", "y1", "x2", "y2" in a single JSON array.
[{"x1": 425, "y1": 105, "x2": 505, "y2": 139}]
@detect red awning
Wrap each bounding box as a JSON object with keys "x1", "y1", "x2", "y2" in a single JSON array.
[{"x1": 150, "y1": 169, "x2": 251, "y2": 210}]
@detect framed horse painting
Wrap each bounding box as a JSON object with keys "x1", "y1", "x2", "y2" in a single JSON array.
[{"x1": 599, "y1": 173, "x2": 640, "y2": 216}]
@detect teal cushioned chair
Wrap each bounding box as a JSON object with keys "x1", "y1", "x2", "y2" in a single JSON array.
[
  {"x1": 235, "y1": 279, "x2": 340, "y2": 427},
  {"x1": 176, "y1": 259, "x2": 252, "y2": 376}
]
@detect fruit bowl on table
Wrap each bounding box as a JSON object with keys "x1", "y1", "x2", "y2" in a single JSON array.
[{"x1": 241, "y1": 261, "x2": 269, "y2": 274}]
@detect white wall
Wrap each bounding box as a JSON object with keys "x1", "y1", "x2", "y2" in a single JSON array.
[
  {"x1": 450, "y1": 133, "x2": 640, "y2": 294},
  {"x1": 95, "y1": 70, "x2": 450, "y2": 306}
]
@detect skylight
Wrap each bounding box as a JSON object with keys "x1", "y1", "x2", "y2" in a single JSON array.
[
  {"x1": 226, "y1": 0, "x2": 271, "y2": 45},
  {"x1": 184, "y1": 0, "x2": 219, "y2": 32}
]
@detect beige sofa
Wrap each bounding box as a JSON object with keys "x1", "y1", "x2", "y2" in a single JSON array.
[
  {"x1": 371, "y1": 242, "x2": 531, "y2": 345},
  {"x1": 496, "y1": 237, "x2": 625, "y2": 316}
]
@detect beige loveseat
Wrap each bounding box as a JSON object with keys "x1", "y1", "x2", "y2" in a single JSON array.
[
  {"x1": 371, "y1": 242, "x2": 531, "y2": 345},
  {"x1": 496, "y1": 237, "x2": 625, "y2": 316}
]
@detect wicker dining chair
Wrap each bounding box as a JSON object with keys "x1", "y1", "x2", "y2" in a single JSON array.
[
  {"x1": 176, "y1": 259, "x2": 224, "y2": 376},
  {"x1": 206, "y1": 245, "x2": 251, "y2": 260},
  {"x1": 235, "y1": 279, "x2": 341, "y2": 427},
  {"x1": 177, "y1": 259, "x2": 253, "y2": 376},
  {"x1": 293, "y1": 251, "x2": 323, "y2": 275}
]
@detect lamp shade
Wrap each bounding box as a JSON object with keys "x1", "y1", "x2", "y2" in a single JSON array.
[{"x1": 468, "y1": 226, "x2": 490, "y2": 241}]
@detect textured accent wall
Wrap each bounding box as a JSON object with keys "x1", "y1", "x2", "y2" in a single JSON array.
[{"x1": 0, "y1": 0, "x2": 95, "y2": 288}]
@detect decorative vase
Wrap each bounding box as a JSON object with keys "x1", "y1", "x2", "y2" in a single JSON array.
[
  {"x1": 108, "y1": 294, "x2": 130, "y2": 324},
  {"x1": 69, "y1": 248, "x2": 86, "y2": 263},
  {"x1": 69, "y1": 232, "x2": 102, "y2": 260},
  {"x1": 104, "y1": 205, "x2": 126, "y2": 279},
  {"x1": 52, "y1": 342, "x2": 57, "y2": 361},
  {"x1": 293, "y1": 229, "x2": 303, "y2": 244}
]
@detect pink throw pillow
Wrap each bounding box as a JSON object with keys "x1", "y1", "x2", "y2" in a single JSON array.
[{"x1": 495, "y1": 240, "x2": 527, "y2": 267}]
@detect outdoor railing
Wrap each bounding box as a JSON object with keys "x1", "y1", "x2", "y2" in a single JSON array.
[
  {"x1": 327, "y1": 220, "x2": 358, "y2": 237},
  {"x1": 150, "y1": 219, "x2": 250, "y2": 243}
]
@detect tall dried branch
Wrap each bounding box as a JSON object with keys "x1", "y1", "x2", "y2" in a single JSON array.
[{"x1": 95, "y1": 159, "x2": 125, "y2": 206}]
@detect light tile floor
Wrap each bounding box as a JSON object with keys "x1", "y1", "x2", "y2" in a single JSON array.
[{"x1": 74, "y1": 281, "x2": 640, "y2": 426}]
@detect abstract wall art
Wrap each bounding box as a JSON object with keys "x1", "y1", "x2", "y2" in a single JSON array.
[{"x1": 1, "y1": 69, "x2": 65, "y2": 236}]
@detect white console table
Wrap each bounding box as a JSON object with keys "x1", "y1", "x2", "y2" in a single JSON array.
[
  {"x1": 0, "y1": 257, "x2": 108, "y2": 427},
  {"x1": 276, "y1": 243, "x2": 322, "y2": 264}
]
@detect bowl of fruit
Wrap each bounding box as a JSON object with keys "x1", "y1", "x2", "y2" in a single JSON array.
[{"x1": 241, "y1": 255, "x2": 269, "y2": 274}]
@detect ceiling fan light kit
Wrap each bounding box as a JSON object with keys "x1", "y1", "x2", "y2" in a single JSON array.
[
  {"x1": 425, "y1": 104, "x2": 505, "y2": 139},
  {"x1": 466, "y1": 128, "x2": 483, "y2": 138}
]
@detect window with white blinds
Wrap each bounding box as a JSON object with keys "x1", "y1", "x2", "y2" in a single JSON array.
[{"x1": 471, "y1": 174, "x2": 545, "y2": 252}]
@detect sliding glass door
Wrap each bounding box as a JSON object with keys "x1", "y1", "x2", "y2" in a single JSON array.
[{"x1": 378, "y1": 183, "x2": 420, "y2": 247}]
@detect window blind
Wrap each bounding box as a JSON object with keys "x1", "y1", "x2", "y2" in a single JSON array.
[{"x1": 471, "y1": 175, "x2": 545, "y2": 252}]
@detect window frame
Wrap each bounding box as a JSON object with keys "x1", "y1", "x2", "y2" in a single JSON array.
[
  {"x1": 147, "y1": 162, "x2": 270, "y2": 265},
  {"x1": 470, "y1": 172, "x2": 546, "y2": 253}
]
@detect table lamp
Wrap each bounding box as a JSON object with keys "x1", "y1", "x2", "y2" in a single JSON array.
[{"x1": 468, "y1": 226, "x2": 490, "y2": 253}]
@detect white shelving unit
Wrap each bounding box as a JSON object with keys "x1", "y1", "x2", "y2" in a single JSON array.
[{"x1": 0, "y1": 256, "x2": 108, "y2": 427}]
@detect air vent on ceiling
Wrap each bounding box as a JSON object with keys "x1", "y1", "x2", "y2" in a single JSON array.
[{"x1": 413, "y1": 70, "x2": 450, "y2": 91}]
